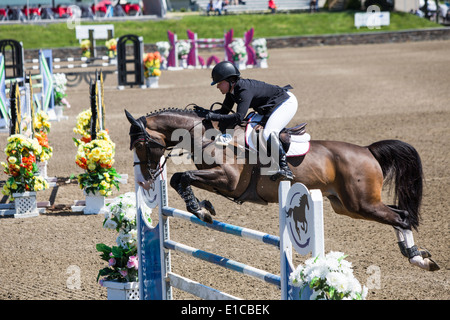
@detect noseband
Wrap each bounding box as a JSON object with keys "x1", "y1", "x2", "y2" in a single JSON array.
[{"x1": 130, "y1": 117, "x2": 171, "y2": 181}]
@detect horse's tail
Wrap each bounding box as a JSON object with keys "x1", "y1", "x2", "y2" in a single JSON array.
[{"x1": 368, "y1": 140, "x2": 423, "y2": 230}]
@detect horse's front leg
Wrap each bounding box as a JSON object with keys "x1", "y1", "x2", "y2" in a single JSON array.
[{"x1": 170, "y1": 166, "x2": 237, "y2": 224}]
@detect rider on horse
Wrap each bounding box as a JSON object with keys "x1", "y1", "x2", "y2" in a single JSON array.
[{"x1": 198, "y1": 61, "x2": 298, "y2": 181}]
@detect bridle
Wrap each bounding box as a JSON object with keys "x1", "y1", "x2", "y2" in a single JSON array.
[{"x1": 130, "y1": 117, "x2": 172, "y2": 182}]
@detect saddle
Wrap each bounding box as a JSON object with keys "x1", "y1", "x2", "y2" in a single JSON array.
[{"x1": 244, "y1": 113, "x2": 310, "y2": 157}]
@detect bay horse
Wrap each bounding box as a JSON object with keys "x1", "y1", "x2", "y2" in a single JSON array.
[{"x1": 125, "y1": 108, "x2": 439, "y2": 271}]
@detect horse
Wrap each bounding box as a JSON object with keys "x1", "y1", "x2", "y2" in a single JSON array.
[
  {"x1": 125, "y1": 108, "x2": 439, "y2": 272},
  {"x1": 286, "y1": 194, "x2": 309, "y2": 240}
]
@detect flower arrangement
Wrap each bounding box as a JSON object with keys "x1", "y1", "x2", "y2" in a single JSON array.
[
  {"x1": 96, "y1": 192, "x2": 151, "y2": 283},
  {"x1": 252, "y1": 38, "x2": 268, "y2": 60},
  {"x1": 75, "y1": 130, "x2": 120, "y2": 196},
  {"x1": 156, "y1": 41, "x2": 170, "y2": 65},
  {"x1": 176, "y1": 40, "x2": 191, "y2": 60},
  {"x1": 1, "y1": 134, "x2": 49, "y2": 200},
  {"x1": 34, "y1": 111, "x2": 53, "y2": 162},
  {"x1": 230, "y1": 39, "x2": 247, "y2": 62},
  {"x1": 105, "y1": 38, "x2": 117, "y2": 58},
  {"x1": 143, "y1": 52, "x2": 162, "y2": 78},
  {"x1": 73, "y1": 109, "x2": 92, "y2": 143},
  {"x1": 81, "y1": 39, "x2": 91, "y2": 58},
  {"x1": 290, "y1": 251, "x2": 368, "y2": 300},
  {"x1": 53, "y1": 73, "x2": 70, "y2": 109}
]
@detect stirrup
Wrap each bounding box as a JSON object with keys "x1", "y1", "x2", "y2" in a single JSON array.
[
  {"x1": 215, "y1": 133, "x2": 233, "y2": 146},
  {"x1": 270, "y1": 169, "x2": 294, "y2": 181}
]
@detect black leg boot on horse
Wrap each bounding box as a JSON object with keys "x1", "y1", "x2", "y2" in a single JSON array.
[
  {"x1": 170, "y1": 172, "x2": 216, "y2": 224},
  {"x1": 267, "y1": 132, "x2": 294, "y2": 181}
]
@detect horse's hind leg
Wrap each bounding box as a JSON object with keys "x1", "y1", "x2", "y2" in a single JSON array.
[
  {"x1": 329, "y1": 194, "x2": 440, "y2": 271},
  {"x1": 354, "y1": 203, "x2": 439, "y2": 271},
  {"x1": 393, "y1": 226, "x2": 440, "y2": 271}
]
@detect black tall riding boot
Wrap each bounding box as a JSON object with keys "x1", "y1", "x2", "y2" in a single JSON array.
[{"x1": 268, "y1": 132, "x2": 294, "y2": 181}]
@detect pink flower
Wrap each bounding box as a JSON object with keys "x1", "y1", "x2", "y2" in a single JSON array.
[
  {"x1": 61, "y1": 98, "x2": 71, "y2": 108},
  {"x1": 119, "y1": 270, "x2": 128, "y2": 277},
  {"x1": 108, "y1": 258, "x2": 116, "y2": 267},
  {"x1": 127, "y1": 256, "x2": 139, "y2": 270}
]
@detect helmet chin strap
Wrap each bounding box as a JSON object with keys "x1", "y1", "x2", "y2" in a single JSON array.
[{"x1": 227, "y1": 79, "x2": 236, "y2": 94}]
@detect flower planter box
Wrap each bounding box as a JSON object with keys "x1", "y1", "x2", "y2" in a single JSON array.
[
  {"x1": 52, "y1": 105, "x2": 69, "y2": 122},
  {"x1": 84, "y1": 191, "x2": 108, "y2": 215},
  {"x1": 12, "y1": 192, "x2": 39, "y2": 218},
  {"x1": 180, "y1": 58, "x2": 188, "y2": 69},
  {"x1": 145, "y1": 76, "x2": 159, "y2": 88},
  {"x1": 257, "y1": 58, "x2": 268, "y2": 69},
  {"x1": 102, "y1": 281, "x2": 139, "y2": 300},
  {"x1": 37, "y1": 161, "x2": 48, "y2": 178},
  {"x1": 234, "y1": 60, "x2": 247, "y2": 70}
]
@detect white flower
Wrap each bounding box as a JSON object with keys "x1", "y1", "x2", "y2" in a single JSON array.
[
  {"x1": 123, "y1": 206, "x2": 136, "y2": 222},
  {"x1": 176, "y1": 40, "x2": 191, "y2": 57},
  {"x1": 156, "y1": 41, "x2": 170, "y2": 58},
  {"x1": 103, "y1": 218, "x2": 117, "y2": 230},
  {"x1": 289, "y1": 251, "x2": 366, "y2": 300},
  {"x1": 116, "y1": 230, "x2": 131, "y2": 248},
  {"x1": 252, "y1": 38, "x2": 268, "y2": 59},
  {"x1": 230, "y1": 39, "x2": 247, "y2": 61},
  {"x1": 326, "y1": 271, "x2": 349, "y2": 292}
]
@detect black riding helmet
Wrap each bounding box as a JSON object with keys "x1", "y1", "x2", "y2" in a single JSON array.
[{"x1": 211, "y1": 61, "x2": 241, "y2": 86}]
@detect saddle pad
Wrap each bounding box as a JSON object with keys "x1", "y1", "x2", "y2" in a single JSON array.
[{"x1": 245, "y1": 114, "x2": 311, "y2": 157}]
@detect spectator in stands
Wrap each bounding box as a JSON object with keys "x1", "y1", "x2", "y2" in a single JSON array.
[
  {"x1": 309, "y1": 0, "x2": 317, "y2": 13},
  {"x1": 213, "y1": 0, "x2": 224, "y2": 15},
  {"x1": 222, "y1": 0, "x2": 229, "y2": 11},
  {"x1": 207, "y1": 0, "x2": 215, "y2": 15},
  {"x1": 268, "y1": 0, "x2": 277, "y2": 13}
]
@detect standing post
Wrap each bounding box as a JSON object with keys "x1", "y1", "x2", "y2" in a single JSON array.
[
  {"x1": 0, "y1": 54, "x2": 9, "y2": 129},
  {"x1": 135, "y1": 156, "x2": 167, "y2": 300},
  {"x1": 158, "y1": 178, "x2": 172, "y2": 300},
  {"x1": 279, "y1": 182, "x2": 324, "y2": 300},
  {"x1": 279, "y1": 181, "x2": 292, "y2": 300}
]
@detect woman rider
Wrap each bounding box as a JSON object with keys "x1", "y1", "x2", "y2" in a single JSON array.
[{"x1": 198, "y1": 61, "x2": 298, "y2": 181}]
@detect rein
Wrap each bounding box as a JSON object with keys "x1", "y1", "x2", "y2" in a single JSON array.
[
  {"x1": 131, "y1": 115, "x2": 202, "y2": 181},
  {"x1": 131, "y1": 108, "x2": 262, "y2": 182}
]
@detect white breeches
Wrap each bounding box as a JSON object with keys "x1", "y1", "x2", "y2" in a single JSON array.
[{"x1": 263, "y1": 91, "x2": 298, "y2": 141}]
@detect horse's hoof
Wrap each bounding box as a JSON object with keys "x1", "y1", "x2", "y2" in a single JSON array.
[
  {"x1": 427, "y1": 258, "x2": 440, "y2": 272},
  {"x1": 409, "y1": 256, "x2": 440, "y2": 271},
  {"x1": 199, "y1": 200, "x2": 216, "y2": 216},
  {"x1": 192, "y1": 209, "x2": 214, "y2": 224}
]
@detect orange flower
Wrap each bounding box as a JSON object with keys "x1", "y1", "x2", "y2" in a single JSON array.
[{"x1": 81, "y1": 136, "x2": 91, "y2": 144}]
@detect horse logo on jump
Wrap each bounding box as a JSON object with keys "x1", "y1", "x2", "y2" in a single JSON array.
[
  {"x1": 286, "y1": 193, "x2": 309, "y2": 240},
  {"x1": 285, "y1": 183, "x2": 315, "y2": 255}
]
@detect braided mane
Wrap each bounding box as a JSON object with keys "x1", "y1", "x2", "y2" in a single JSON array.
[{"x1": 145, "y1": 107, "x2": 197, "y2": 117}]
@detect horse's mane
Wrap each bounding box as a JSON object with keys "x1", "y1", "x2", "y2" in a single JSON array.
[{"x1": 145, "y1": 107, "x2": 197, "y2": 117}]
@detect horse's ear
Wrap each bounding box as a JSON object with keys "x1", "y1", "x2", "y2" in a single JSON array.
[{"x1": 125, "y1": 109, "x2": 139, "y2": 126}]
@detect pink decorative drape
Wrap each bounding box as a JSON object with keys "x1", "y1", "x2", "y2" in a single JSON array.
[
  {"x1": 167, "y1": 30, "x2": 176, "y2": 68},
  {"x1": 206, "y1": 55, "x2": 220, "y2": 68},
  {"x1": 187, "y1": 29, "x2": 197, "y2": 67},
  {"x1": 244, "y1": 28, "x2": 256, "y2": 66},
  {"x1": 224, "y1": 29, "x2": 234, "y2": 62}
]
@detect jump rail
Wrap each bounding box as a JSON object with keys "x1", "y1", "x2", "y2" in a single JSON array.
[{"x1": 135, "y1": 157, "x2": 324, "y2": 300}]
